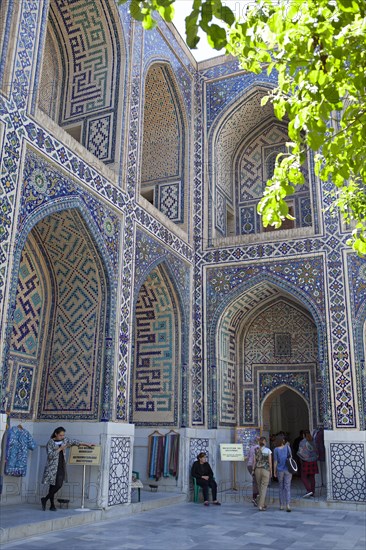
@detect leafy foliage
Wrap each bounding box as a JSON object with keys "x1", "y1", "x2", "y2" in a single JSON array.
[{"x1": 119, "y1": 0, "x2": 366, "y2": 255}]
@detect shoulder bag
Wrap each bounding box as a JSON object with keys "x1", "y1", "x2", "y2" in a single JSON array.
[{"x1": 286, "y1": 446, "x2": 298, "y2": 475}]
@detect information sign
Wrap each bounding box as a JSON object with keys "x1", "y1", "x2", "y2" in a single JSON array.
[
  {"x1": 220, "y1": 443, "x2": 244, "y2": 461},
  {"x1": 69, "y1": 445, "x2": 101, "y2": 466}
]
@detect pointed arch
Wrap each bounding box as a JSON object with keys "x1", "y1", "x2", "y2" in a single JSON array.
[
  {"x1": 37, "y1": 0, "x2": 127, "y2": 168},
  {"x1": 131, "y1": 261, "x2": 185, "y2": 426},
  {"x1": 3, "y1": 198, "x2": 116, "y2": 421},
  {"x1": 208, "y1": 274, "x2": 330, "y2": 429},
  {"x1": 140, "y1": 61, "x2": 188, "y2": 228},
  {"x1": 207, "y1": 83, "x2": 315, "y2": 240},
  {"x1": 261, "y1": 384, "x2": 311, "y2": 435}
]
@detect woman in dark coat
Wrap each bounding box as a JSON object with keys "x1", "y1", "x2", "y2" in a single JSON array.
[
  {"x1": 41, "y1": 426, "x2": 93, "y2": 511},
  {"x1": 191, "y1": 452, "x2": 221, "y2": 506}
]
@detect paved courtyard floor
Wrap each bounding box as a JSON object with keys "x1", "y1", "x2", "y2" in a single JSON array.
[{"x1": 2, "y1": 500, "x2": 365, "y2": 550}]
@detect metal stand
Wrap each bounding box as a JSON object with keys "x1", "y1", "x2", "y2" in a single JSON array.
[
  {"x1": 74, "y1": 465, "x2": 90, "y2": 511},
  {"x1": 232, "y1": 462, "x2": 239, "y2": 491}
]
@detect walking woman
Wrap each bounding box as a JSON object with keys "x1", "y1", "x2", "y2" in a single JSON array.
[
  {"x1": 273, "y1": 435, "x2": 292, "y2": 512},
  {"x1": 297, "y1": 430, "x2": 318, "y2": 498},
  {"x1": 41, "y1": 426, "x2": 93, "y2": 511},
  {"x1": 252, "y1": 436, "x2": 272, "y2": 511},
  {"x1": 247, "y1": 437, "x2": 260, "y2": 506}
]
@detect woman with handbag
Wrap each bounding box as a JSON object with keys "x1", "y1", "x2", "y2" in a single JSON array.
[{"x1": 273, "y1": 435, "x2": 293, "y2": 512}]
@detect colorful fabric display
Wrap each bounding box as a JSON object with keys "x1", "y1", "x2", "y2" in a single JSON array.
[
  {"x1": 4, "y1": 426, "x2": 36, "y2": 476},
  {"x1": 147, "y1": 432, "x2": 180, "y2": 480}
]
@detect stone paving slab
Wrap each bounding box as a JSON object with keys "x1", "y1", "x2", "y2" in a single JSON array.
[{"x1": 1, "y1": 500, "x2": 365, "y2": 550}]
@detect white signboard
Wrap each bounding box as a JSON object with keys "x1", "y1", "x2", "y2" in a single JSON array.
[{"x1": 220, "y1": 443, "x2": 244, "y2": 461}]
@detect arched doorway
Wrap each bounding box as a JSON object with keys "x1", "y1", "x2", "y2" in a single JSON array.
[
  {"x1": 262, "y1": 386, "x2": 310, "y2": 444},
  {"x1": 214, "y1": 284, "x2": 320, "y2": 429}
]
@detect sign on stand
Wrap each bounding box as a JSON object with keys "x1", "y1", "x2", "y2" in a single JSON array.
[
  {"x1": 219, "y1": 444, "x2": 244, "y2": 461},
  {"x1": 69, "y1": 445, "x2": 101, "y2": 511},
  {"x1": 69, "y1": 445, "x2": 101, "y2": 466},
  {"x1": 219, "y1": 444, "x2": 244, "y2": 490}
]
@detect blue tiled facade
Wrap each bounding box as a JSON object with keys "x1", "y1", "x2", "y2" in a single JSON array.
[{"x1": 0, "y1": 0, "x2": 365, "y2": 504}]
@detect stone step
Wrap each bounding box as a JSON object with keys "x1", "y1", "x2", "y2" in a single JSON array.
[{"x1": 0, "y1": 493, "x2": 188, "y2": 545}]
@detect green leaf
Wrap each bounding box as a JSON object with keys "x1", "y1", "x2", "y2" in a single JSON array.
[
  {"x1": 201, "y1": 1, "x2": 213, "y2": 24},
  {"x1": 268, "y1": 11, "x2": 283, "y2": 33},
  {"x1": 186, "y1": 10, "x2": 200, "y2": 48},
  {"x1": 338, "y1": 0, "x2": 360, "y2": 13},
  {"x1": 307, "y1": 131, "x2": 325, "y2": 150},
  {"x1": 157, "y1": 4, "x2": 175, "y2": 22},
  {"x1": 273, "y1": 101, "x2": 286, "y2": 119},
  {"x1": 142, "y1": 13, "x2": 156, "y2": 30},
  {"x1": 353, "y1": 237, "x2": 366, "y2": 255},
  {"x1": 129, "y1": 0, "x2": 144, "y2": 22},
  {"x1": 206, "y1": 23, "x2": 227, "y2": 50},
  {"x1": 214, "y1": 5, "x2": 235, "y2": 26},
  {"x1": 323, "y1": 86, "x2": 340, "y2": 103}
]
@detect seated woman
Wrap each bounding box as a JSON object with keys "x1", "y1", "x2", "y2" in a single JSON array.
[{"x1": 191, "y1": 452, "x2": 221, "y2": 506}]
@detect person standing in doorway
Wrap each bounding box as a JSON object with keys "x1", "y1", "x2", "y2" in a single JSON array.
[
  {"x1": 252, "y1": 437, "x2": 272, "y2": 511},
  {"x1": 297, "y1": 430, "x2": 318, "y2": 498},
  {"x1": 191, "y1": 452, "x2": 221, "y2": 506},
  {"x1": 41, "y1": 427, "x2": 94, "y2": 511},
  {"x1": 293, "y1": 429, "x2": 305, "y2": 476},
  {"x1": 273, "y1": 435, "x2": 292, "y2": 512},
  {"x1": 247, "y1": 437, "x2": 260, "y2": 506}
]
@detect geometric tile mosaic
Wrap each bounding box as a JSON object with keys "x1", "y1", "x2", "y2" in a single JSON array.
[
  {"x1": 108, "y1": 437, "x2": 130, "y2": 506},
  {"x1": 141, "y1": 65, "x2": 181, "y2": 182},
  {"x1": 330, "y1": 443, "x2": 366, "y2": 502},
  {"x1": 132, "y1": 266, "x2": 178, "y2": 425},
  {"x1": 43, "y1": 0, "x2": 123, "y2": 164},
  {"x1": 12, "y1": 364, "x2": 34, "y2": 412},
  {"x1": 259, "y1": 371, "x2": 310, "y2": 403},
  {"x1": 158, "y1": 181, "x2": 181, "y2": 222},
  {"x1": 212, "y1": 91, "x2": 274, "y2": 201},
  {"x1": 5, "y1": 237, "x2": 47, "y2": 417},
  {"x1": 10, "y1": 247, "x2": 43, "y2": 358},
  {"x1": 87, "y1": 115, "x2": 112, "y2": 161},
  {"x1": 35, "y1": 209, "x2": 107, "y2": 420}
]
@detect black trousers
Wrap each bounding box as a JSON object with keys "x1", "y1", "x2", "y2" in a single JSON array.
[
  {"x1": 45, "y1": 454, "x2": 65, "y2": 505},
  {"x1": 195, "y1": 478, "x2": 217, "y2": 501}
]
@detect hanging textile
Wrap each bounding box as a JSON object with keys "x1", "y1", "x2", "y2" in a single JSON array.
[
  {"x1": 163, "y1": 434, "x2": 170, "y2": 478},
  {"x1": 4, "y1": 425, "x2": 36, "y2": 476},
  {"x1": 147, "y1": 431, "x2": 180, "y2": 481},
  {"x1": 164, "y1": 432, "x2": 180, "y2": 479},
  {"x1": 0, "y1": 413, "x2": 10, "y2": 495},
  {"x1": 147, "y1": 432, "x2": 165, "y2": 481},
  {"x1": 169, "y1": 433, "x2": 179, "y2": 478}
]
